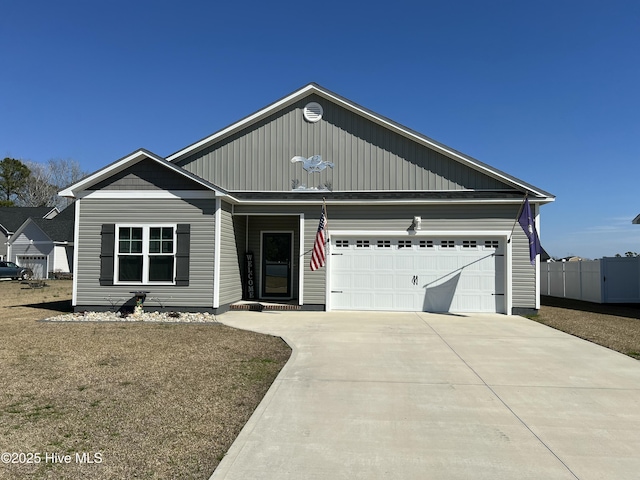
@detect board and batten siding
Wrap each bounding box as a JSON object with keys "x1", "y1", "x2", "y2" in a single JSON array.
[
  {"x1": 176, "y1": 95, "x2": 510, "y2": 193},
  {"x1": 218, "y1": 202, "x2": 243, "y2": 306},
  {"x1": 76, "y1": 197, "x2": 216, "y2": 310}
]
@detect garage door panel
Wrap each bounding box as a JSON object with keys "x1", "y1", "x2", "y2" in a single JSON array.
[
  {"x1": 374, "y1": 275, "x2": 394, "y2": 289},
  {"x1": 374, "y1": 293, "x2": 395, "y2": 309},
  {"x1": 374, "y1": 255, "x2": 394, "y2": 270},
  {"x1": 331, "y1": 237, "x2": 505, "y2": 313}
]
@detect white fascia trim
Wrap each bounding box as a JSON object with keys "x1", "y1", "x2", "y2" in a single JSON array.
[
  {"x1": 59, "y1": 149, "x2": 226, "y2": 198},
  {"x1": 312, "y1": 88, "x2": 552, "y2": 199},
  {"x1": 213, "y1": 198, "x2": 222, "y2": 308},
  {"x1": 165, "y1": 83, "x2": 552, "y2": 200},
  {"x1": 59, "y1": 150, "x2": 161, "y2": 197},
  {"x1": 167, "y1": 85, "x2": 317, "y2": 162},
  {"x1": 72, "y1": 200, "x2": 80, "y2": 306},
  {"x1": 230, "y1": 197, "x2": 555, "y2": 206},
  {"x1": 77, "y1": 190, "x2": 223, "y2": 199}
]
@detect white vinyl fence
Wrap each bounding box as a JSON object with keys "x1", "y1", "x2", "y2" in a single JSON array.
[{"x1": 541, "y1": 257, "x2": 640, "y2": 303}]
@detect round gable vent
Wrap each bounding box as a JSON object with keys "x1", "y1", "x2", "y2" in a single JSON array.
[{"x1": 303, "y1": 102, "x2": 323, "y2": 123}]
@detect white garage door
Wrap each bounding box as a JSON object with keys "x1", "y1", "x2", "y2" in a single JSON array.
[
  {"x1": 330, "y1": 237, "x2": 505, "y2": 313},
  {"x1": 17, "y1": 255, "x2": 47, "y2": 279}
]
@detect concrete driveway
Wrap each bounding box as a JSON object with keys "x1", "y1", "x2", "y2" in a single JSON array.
[{"x1": 210, "y1": 311, "x2": 640, "y2": 480}]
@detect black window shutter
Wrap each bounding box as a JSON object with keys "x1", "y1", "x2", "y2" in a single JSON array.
[
  {"x1": 99, "y1": 224, "x2": 115, "y2": 286},
  {"x1": 175, "y1": 224, "x2": 190, "y2": 286}
]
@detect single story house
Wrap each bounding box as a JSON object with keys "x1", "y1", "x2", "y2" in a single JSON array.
[
  {"x1": 0, "y1": 206, "x2": 58, "y2": 261},
  {"x1": 7, "y1": 205, "x2": 75, "y2": 279},
  {"x1": 59, "y1": 83, "x2": 554, "y2": 315}
]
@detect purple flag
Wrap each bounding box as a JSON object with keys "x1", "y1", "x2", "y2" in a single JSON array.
[{"x1": 518, "y1": 198, "x2": 541, "y2": 264}]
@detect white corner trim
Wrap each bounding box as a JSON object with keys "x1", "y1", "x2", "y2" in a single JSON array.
[
  {"x1": 535, "y1": 203, "x2": 541, "y2": 310},
  {"x1": 72, "y1": 200, "x2": 80, "y2": 306},
  {"x1": 213, "y1": 198, "x2": 222, "y2": 308},
  {"x1": 506, "y1": 236, "x2": 513, "y2": 315},
  {"x1": 298, "y1": 214, "x2": 304, "y2": 306}
]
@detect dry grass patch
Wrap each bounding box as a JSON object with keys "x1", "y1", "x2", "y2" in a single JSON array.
[
  {"x1": 0, "y1": 280, "x2": 291, "y2": 479},
  {"x1": 534, "y1": 296, "x2": 640, "y2": 359}
]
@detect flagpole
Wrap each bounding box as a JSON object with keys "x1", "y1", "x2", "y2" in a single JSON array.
[
  {"x1": 508, "y1": 192, "x2": 528, "y2": 244},
  {"x1": 322, "y1": 196, "x2": 328, "y2": 243}
]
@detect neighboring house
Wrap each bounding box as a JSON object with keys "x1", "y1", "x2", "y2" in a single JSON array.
[
  {"x1": 7, "y1": 206, "x2": 75, "y2": 279},
  {"x1": 59, "y1": 83, "x2": 555, "y2": 315},
  {"x1": 633, "y1": 214, "x2": 640, "y2": 225},
  {"x1": 0, "y1": 207, "x2": 58, "y2": 261}
]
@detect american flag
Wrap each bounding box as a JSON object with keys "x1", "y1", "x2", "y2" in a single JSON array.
[{"x1": 310, "y1": 206, "x2": 327, "y2": 271}]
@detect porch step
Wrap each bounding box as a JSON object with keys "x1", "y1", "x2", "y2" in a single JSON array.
[{"x1": 230, "y1": 301, "x2": 301, "y2": 312}]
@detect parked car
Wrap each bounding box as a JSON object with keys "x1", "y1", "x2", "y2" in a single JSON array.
[{"x1": 0, "y1": 261, "x2": 33, "y2": 280}]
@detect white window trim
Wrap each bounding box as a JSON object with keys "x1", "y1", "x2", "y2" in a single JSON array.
[{"x1": 114, "y1": 224, "x2": 177, "y2": 285}]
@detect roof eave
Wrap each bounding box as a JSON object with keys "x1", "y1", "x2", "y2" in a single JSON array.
[{"x1": 58, "y1": 149, "x2": 229, "y2": 198}]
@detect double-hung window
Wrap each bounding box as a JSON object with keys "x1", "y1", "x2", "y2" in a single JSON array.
[{"x1": 116, "y1": 225, "x2": 176, "y2": 284}]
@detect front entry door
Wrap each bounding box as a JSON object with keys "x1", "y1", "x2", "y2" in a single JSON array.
[{"x1": 261, "y1": 232, "x2": 292, "y2": 298}]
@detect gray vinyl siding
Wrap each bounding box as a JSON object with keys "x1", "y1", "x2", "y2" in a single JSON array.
[
  {"x1": 76, "y1": 197, "x2": 215, "y2": 310},
  {"x1": 218, "y1": 202, "x2": 243, "y2": 305},
  {"x1": 90, "y1": 158, "x2": 209, "y2": 191},
  {"x1": 0, "y1": 232, "x2": 8, "y2": 259},
  {"x1": 235, "y1": 203, "x2": 536, "y2": 310},
  {"x1": 176, "y1": 95, "x2": 510, "y2": 192}
]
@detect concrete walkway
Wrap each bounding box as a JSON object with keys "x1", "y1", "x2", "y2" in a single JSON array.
[{"x1": 209, "y1": 311, "x2": 640, "y2": 480}]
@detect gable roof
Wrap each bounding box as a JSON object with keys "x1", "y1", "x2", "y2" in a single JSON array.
[
  {"x1": 9, "y1": 205, "x2": 75, "y2": 245},
  {"x1": 33, "y1": 205, "x2": 75, "y2": 242},
  {"x1": 633, "y1": 214, "x2": 640, "y2": 224},
  {"x1": 58, "y1": 149, "x2": 230, "y2": 199},
  {"x1": 167, "y1": 83, "x2": 554, "y2": 201},
  {"x1": 0, "y1": 206, "x2": 59, "y2": 234}
]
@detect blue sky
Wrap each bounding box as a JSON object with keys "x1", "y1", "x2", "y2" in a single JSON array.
[{"x1": 1, "y1": 0, "x2": 638, "y2": 259}]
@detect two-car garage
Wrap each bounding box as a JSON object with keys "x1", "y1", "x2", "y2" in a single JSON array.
[{"x1": 329, "y1": 235, "x2": 506, "y2": 313}]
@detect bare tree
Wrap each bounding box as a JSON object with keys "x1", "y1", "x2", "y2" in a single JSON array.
[
  {"x1": 21, "y1": 161, "x2": 57, "y2": 207},
  {"x1": 19, "y1": 159, "x2": 86, "y2": 209}
]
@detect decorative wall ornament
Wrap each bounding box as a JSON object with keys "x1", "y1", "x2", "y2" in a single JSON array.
[
  {"x1": 291, "y1": 179, "x2": 332, "y2": 191},
  {"x1": 291, "y1": 155, "x2": 334, "y2": 173}
]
